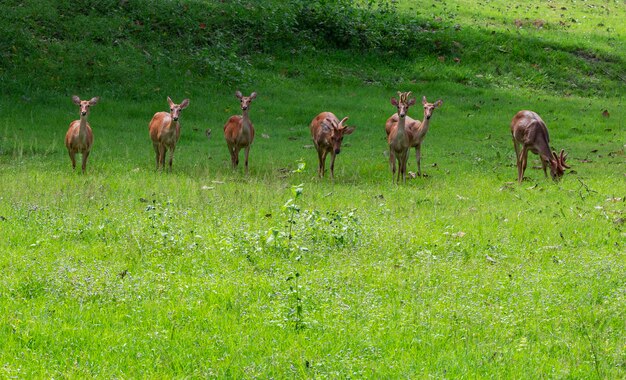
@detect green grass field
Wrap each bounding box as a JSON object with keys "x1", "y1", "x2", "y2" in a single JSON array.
[{"x1": 0, "y1": 0, "x2": 624, "y2": 377}]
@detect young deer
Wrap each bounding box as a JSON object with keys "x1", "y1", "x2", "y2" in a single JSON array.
[
  {"x1": 224, "y1": 91, "x2": 257, "y2": 174},
  {"x1": 387, "y1": 91, "x2": 416, "y2": 184},
  {"x1": 385, "y1": 96, "x2": 443, "y2": 177},
  {"x1": 510, "y1": 110, "x2": 570, "y2": 183},
  {"x1": 65, "y1": 95, "x2": 99, "y2": 173},
  {"x1": 148, "y1": 97, "x2": 189, "y2": 171},
  {"x1": 310, "y1": 112, "x2": 356, "y2": 178}
]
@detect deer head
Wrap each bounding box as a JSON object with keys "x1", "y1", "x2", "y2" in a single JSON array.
[
  {"x1": 235, "y1": 91, "x2": 257, "y2": 111},
  {"x1": 422, "y1": 96, "x2": 443, "y2": 120},
  {"x1": 390, "y1": 91, "x2": 416, "y2": 118},
  {"x1": 549, "y1": 149, "x2": 571, "y2": 181},
  {"x1": 167, "y1": 97, "x2": 189, "y2": 122},
  {"x1": 324, "y1": 116, "x2": 355, "y2": 155},
  {"x1": 72, "y1": 96, "x2": 99, "y2": 117}
]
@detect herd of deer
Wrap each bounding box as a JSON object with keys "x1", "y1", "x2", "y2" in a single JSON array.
[{"x1": 65, "y1": 91, "x2": 570, "y2": 183}]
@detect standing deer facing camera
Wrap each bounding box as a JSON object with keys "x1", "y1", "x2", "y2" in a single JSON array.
[
  {"x1": 65, "y1": 95, "x2": 99, "y2": 173},
  {"x1": 149, "y1": 97, "x2": 189, "y2": 171},
  {"x1": 224, "y1": 91, "x2": 257, "y2": 174},
  {"x1": 387, "y1": 91, "x2": 416, "y2": 184},
  {"x1": 310, "y1": 112, "x2": 356, "y2": 178},
  {"x1": 510, "y1": 110, "x2": 570, "y2": 183},
  {"x1": 385, "y1": 96, "x2": 443, "y2": 177}
]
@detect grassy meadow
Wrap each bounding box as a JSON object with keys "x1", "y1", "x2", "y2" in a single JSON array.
[{"x1": 0, "y1": 0, "x2": 624, "y2": 378}]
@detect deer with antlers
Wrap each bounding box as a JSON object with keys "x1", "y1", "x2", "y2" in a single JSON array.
[
  {"x1": 65, "y1": 95, "x2": 99, "y2": 173},
  {"x1": 385, "y1": 95, "x2": 443, "y2": 178},
  {"x1": 310, "y1": 112, "x2": 356, "y2": 178},
  {"x1": 148, "y1": 97, "x2": 190, "y2": 171},
  {"x1": 224, "y1": 91, "x2": 257, "y2": 174},
  {"x1": 510, "y1": 110, "x2": 570, "y2": 183},
  {"x1": 387, "y1": 91, "x2": 417, "y2": 183}
]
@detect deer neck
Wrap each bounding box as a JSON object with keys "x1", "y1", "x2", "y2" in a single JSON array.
[
  {"x1": 78, "y1": 115, "x2": 89, "y2": 137},
  {"x1": 393, "y1": 115, "x2": 410, "y2": 148},
  {"x1": 241, "y1": 109, "x2": 252, "y2": 134},
  {"x1": 535, "y1": 141, "x2": 554, "y2": 164},
  {"x1": 418, "y1": 112, "x2": 432, "y2": 137}
]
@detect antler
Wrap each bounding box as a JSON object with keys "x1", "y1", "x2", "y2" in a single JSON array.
[
  {"x1": 559, "y1": 149, "x2": 571, "y2": 169},
  {"x1": 398, "y1": 91, "x2": 412, "y2": 105}
]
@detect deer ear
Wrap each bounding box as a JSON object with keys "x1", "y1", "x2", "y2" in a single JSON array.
[
  {"x1": 235, "y1": 91, "x2": 243, "y2": 99},
  {"x1": 342, "y1": 126, "x2": 355, "y2": 135},
  {"x1": 391, "y1": 97, "x2": 399, "y2": 106},
  {"x1": 249, "y1": 92, "x2": 257, "y2": 100},
  {"x1": 72, "y1": 96, "x2": 81, "y2": 105},
  {"x1": 180, "y1": 98, "x2": 190, "y2": 109},
  {"x1": 422, "y1": 96, "x2": 427, "y2": 105},
  {"x1": 434, "y1": 99, "x2": 443, "y2": 107},
  {"x1": 89, "y1": 97, "x2": 99, "y2": 105},
  {"x1": 167, "y1": 96, "x2": 174, "y2": 107},
  {"x1": 408, "y1": 97, "x2": 417, "y2": 106}
]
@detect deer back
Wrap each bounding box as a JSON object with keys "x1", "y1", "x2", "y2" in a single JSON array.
[
  {"x1": 384, "y1": 114, "x2": 399, "y2": 138},
  {"x1": 511, "y1": 111, "x2": 551, "y2": 156},
  {"x1": 311, "y1": 112, "x2": 337, "y2": 148}
]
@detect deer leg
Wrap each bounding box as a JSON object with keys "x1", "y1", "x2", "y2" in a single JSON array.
[
  {"x1": 159, "y1": 146, "x2": 167, "y2": 170},
  {"x1": 320, "y1": 150, "x2": 328, "y2": 178},
  {"x1": 233, "y1": 148, "x2": 240, "y2": 169},
  {"x1": 389, "y1": 149, "x2": 395, "y2": 173},
  {"x1": 68, "y1": 150, "x2": 76, "y2": 170},
  {"x1": 152, "y1": 144, "x2": 159, "y2": 170},
  {"x1": 226, "y1": 144, "x2": 235, "y2": 169},
  {"x1": 395, "y1": 150, "x2": 406, "y2": 184},
  {"x1": 512, "y1": 138, "x2": 521, "y2": 175},
  {"x1": 317, "y1": 149, "x2": 324, "y2": 177},
  {"x1": 329, "y1": 151, "x2": 336, "y2": 179},
  {"x1": 244, "y1": 145, "x2": 250, "y2": 175},
  {"x1": 518, "y1": 147, "x2": 528, "y2": 183},
  {"x1": 415, "y1": 144, "x2": 422, "y2": 177},
  {"x1": 401, "y1": 151, "x2": 409, "y2": 184},
  {"x1": 389, "y1": 149, "x2": 400, "y2": 182},
  {"x1": 168, "y1": 146, "x2": 175, "y2": 171},
  {"x1": 81, "y1": 151, "x2": 89, "y2": 174}
]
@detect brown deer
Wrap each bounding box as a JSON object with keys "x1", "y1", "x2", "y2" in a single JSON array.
[
  {"x1": 224, "y1": 91, "x2": 257, "y2": 174},
  {"x1": 385, "y1": 96, "x2": 443, "y2": 177},
  {"x1": 148, "y1": 97, "x2": 189, "y2": 171},
  {"x1": 65, "y1": 95, "x2": 99, "y2": 173},
  {"x1": 310, "y1": 112, "x2": 356, "y2": 178},
  {"x1": 387, "y1": 91, "x2": 417, "y2": 183},
  {"x1": 510, "y1": 110, "x2": 570, "y2": 183}
]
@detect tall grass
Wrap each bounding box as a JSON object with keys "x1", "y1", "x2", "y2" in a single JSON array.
[{"x1": 0, "y1": 0, "x2": 624, "y2": 378}]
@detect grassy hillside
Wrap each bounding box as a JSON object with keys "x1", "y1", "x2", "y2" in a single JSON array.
[
  {"x1": 0, "y1": 0, "x2": 624, "y2": 378},
  {"x1": 1, "y1": 0, "x2": 624, "y2": 99}
]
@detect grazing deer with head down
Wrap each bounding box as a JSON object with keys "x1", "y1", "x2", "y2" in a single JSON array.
[
  {"x1": 148, "y1": 96, "x2": 189, "y2": 171},
  {"x1": 310, "y1": 112, "x2": 356, "y2": 178},
  {"x1": 385, "y1": 96, "x2": 443, "y2": 177},
  {"x1": 510, "y1": 110, "x2": 570, "y2": 183},
  {"x1": 65, "y1": 95, "x2": 99, "y2": 173},
  {"x1": 387, "y1": 91, "x2": 416, "y2": 183},
  {"x1": 224, "y1": 91, "x2": 257, "y2": 174}
]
